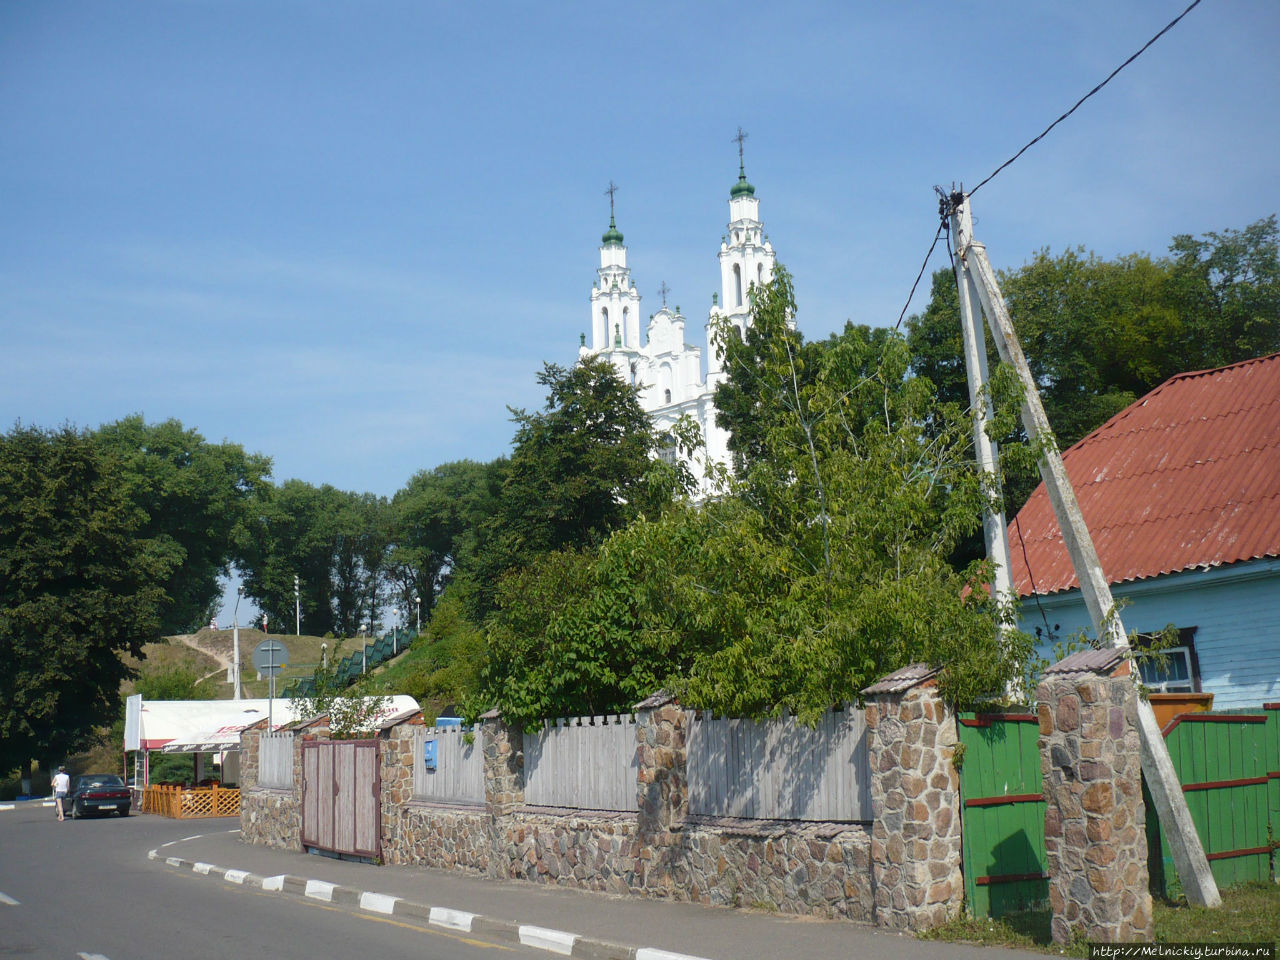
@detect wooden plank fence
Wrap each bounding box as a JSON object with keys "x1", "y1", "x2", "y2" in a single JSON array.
[
  {"x1": 685, "y1": 706, "x2": 870, "y2": 822},
  {"x1": 413, "y1": 726, "x2": 484, "y2": 804},
  {"x1": 259, "y1": 731, "x2": 294, "y2": 788},
  {"x1": 1145, "y1": 706, "x2": 1280, "y2": 896},
  {"x1": 523, "y1": 714, "x2": 638, "y2": 812}
]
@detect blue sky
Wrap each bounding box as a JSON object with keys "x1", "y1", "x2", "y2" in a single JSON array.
[{"x1": 3, "y1": 1, "x2": 1277, "y2": 506}]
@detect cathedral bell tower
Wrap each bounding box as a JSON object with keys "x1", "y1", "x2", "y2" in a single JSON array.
[
  {"x1": 584, "y1": 181, "x2": 643, "y2": 366},
  {"x1": 707, "y1": 129, "x2": 775, "y2": 382}
]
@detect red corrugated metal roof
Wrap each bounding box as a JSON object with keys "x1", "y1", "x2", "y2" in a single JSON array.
[{"x1": 1010, "y1": 352, "x2": 1280, "y2": 597}]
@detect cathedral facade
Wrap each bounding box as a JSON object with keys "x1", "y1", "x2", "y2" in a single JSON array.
[{"x1": 577, "y1": 159, "x2": 776, "y2": 494}]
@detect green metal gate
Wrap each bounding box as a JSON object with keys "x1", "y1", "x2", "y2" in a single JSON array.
[
  {"x1": 957, "y1": 712, "x2": 1049, "y2": 918},
  {"x1": 1145, "y1": 704, "x2": 1280, "y2": 897}
]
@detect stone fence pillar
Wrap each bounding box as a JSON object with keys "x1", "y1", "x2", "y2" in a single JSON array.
[
  {"x1": 634, "y1": 691, "x2": 688, "y2": 837},
  {"x1": 862, "y1": 664, "x2": 964, "y2": 931},
  {"x1": 480, "y1": 710, "x2": 523, "y2": 818},
  {"x1": 1037, "y1": 649, "x2": 1152, "y2": 944},
  {"x1": 633, "y1": 691, "x2": 688, "y2": 895}
]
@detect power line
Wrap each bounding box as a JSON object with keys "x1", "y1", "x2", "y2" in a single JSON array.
[
  {"x1": 970, "y1": 0, "x2": 1205, "y2": 198},
  {"x1": 893, "y1": 219, "x2": 947, "y2": 330}
]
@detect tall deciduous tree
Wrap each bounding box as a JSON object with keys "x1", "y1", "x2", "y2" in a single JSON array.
[
  {"x1": 470, "y1": 356, "x2": 660, "y2": 618},
  {"x1": 92, "y1": 415, "x2": 270, "y2": 634},
  {"x1": 0, "y1": 425, "x2": 174, "y2": 774}
]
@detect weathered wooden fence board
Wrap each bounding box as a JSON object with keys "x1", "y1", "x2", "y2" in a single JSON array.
[
  {"x1": 957, "y1": 713, "x2": 1048, "y2": 920},
  {"x1": 523, "y1": 715, "x2": 638, "y2": 812},
  {"x1": 685, "y1": 707, "x2": 870, "y2": 822},
  {"x1": 1146, "y1": 709, "x2": 1276, "y2": 896},
  {"x1": 413, "y1": 727, "x2": 484, "y2": 804},
  {"x1": 259, "y1": 732, "x2": 294, "y2": 788},
  {"x1": 301, "y1": 739, "x2": 380, "y2": 859}
]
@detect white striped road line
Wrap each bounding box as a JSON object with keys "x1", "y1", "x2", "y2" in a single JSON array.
[
  {"x1": 0, "y1": 892, "x2": 19, "y2": 906},
  {"x1": 518, "y1": 926, "x2": 576, "y2": 956},
  {"x1": 223, "y1": 869, "x2": 249, "y2": 884},
  {"x1": 636, "y1": 950, "x2": 715, "y2": 960},
  {"x1": 193, "y1": 862, "x2": 214, "y2": 875},
  {"x1": 428, "y1": 907, "x2": 475, "y2": 931},
  {"x1": 261, "y1": 876, "x2": 285, "y2": 891},
  {"x1": 77, "y1": 953, "x2": 111, "y2": 960},
  {"x1": 359, "y1": 891, "x2": 398, "y2": 915}
]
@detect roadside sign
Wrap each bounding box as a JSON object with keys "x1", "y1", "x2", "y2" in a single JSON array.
[{"x1": 252, "y1": 638, "x2": 289, "y2": 676}]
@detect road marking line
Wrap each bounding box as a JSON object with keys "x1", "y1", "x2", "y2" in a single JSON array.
[
  {"x1": 429, "y1": 907, "x2": 476, "y2": 931},
  {"x1": 179, "y1": 834, "x2": 202, "y2": 843},
  {"x1": 359, "y1": 891, "x2": 398, "y2": 914},
  {"x1": 193, "y1": 862, "x2": 214, "y2": 874},
  {"x1": 41, "y1": 801, "x2": 55, "y2": 807},
  {"x1": 304, "y1": 879, "x2": 335, "y2": 902},
  {"x1": 518, "y1": 925, "x2": 576, "y2": 955},
  {"x1": 77, "y1": 953, "x2": 111, "y2": 959},
  {"x1": 0, "y1": 804, "x2": 14, "y2": 811},
  {"x1": 0, "y1": 892, "x2": 19, "y2": 906},
  {"x1": 261, "y1": 875, "x2": 285, "y2": 891},
  {"x1": 223, "y1": 869, "x2": 249, "y2": 884}
]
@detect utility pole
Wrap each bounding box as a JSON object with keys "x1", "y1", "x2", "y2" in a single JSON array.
[
  {"x1": 294, "y1": 575, "x2": 301, "y2": 636},
  {"x1": 946, "y1": 190, "x2": 1220, "y2": 908},
  {"x1": 232, "y1": 586, "x2": 243, "y2": 700}
]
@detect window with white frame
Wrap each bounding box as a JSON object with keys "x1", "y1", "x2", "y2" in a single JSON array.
[{"x1": 1134, "y1": 627, "x2": 1200, "y2": 693}]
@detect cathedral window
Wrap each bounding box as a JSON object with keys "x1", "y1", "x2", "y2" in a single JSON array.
[
  {"x1": 733, "y1": 264, "x2": 743, "y2": 306},
  {"x1": 758, "y1": 263, "x2": 764, "y2": 286},
  {"x1": 664, "y1": 388, "x2": 672, "y2": 404}
]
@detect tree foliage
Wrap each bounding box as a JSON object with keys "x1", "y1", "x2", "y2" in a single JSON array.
[
  {"x1": 479, "y1": 269, "x2": 1029, "y2": 726},
  {"x1": 469, "y1": 356, "x2": 661, "y2": 618},
  {"x1": 0, "y1": 425, "x2": 174, "y2": 773},
  {"x1": 92, "y1": 415, "x2": 270, "y2": 634}
]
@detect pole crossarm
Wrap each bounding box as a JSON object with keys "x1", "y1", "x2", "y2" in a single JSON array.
[{"x1": 946, "y1": 191, "x2": 1221, "y2": 909}]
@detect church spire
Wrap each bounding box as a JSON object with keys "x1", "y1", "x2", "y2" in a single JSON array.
[
  {"x1": 602, "y1": 180, "x2": 624, "y2": 245},
  {"x1": 730, "y1": 126, "x2": 755, "y2": 198}
]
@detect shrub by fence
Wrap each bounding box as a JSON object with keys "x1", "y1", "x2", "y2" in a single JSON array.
[
  {"x1": 524, "y1": 714, "x2": 638, "y2": 812},
  {"x1": 686, "y1": 706, "x2": 870, "y2": 821},
  {"x1": 412, "y1": 726, "x2": 484, "y2": 805}
]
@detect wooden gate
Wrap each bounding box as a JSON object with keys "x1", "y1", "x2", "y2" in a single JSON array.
[
  {"x1": 301, "y1": 739, "x2": 381, "y2": 860},
  {"x1": 957, "y1": 712, "x2": 1049, "y2": 919},
  {"x1": 1145, "y1": 706, "x2": 1280, "y2": 897}
]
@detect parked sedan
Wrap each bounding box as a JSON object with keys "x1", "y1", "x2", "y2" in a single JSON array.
[{"x1": 69, "y1": 774, "x2": 131, "y2": 818}]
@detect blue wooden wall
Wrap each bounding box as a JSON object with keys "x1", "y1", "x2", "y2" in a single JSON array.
[{"x1": 1018, "y1": 557, "x2": 1280, "y2": 709}]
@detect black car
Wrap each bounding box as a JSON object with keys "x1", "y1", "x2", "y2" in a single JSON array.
[{"x1": 68, "y1": 774, "x2": 131, "y2": 818}]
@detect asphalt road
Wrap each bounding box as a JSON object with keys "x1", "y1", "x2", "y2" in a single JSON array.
[{"x1": 0, "y1": 802, "x2": 545, "y2": 960}]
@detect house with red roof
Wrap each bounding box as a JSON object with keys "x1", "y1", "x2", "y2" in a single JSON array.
[{"x1": 1010, "y1": 352, "x2": 1280, "y2": 709}]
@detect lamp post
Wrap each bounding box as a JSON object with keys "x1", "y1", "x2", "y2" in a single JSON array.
[
  {"x1": 232, "y1": 587, "x2": 243, "y2": 700},
  {"x1": 294, "y1": 575, "x2": 300, "y2": 636},
  {"x1": 415, "y1": 595, "x2": 421, "y2": 635}
]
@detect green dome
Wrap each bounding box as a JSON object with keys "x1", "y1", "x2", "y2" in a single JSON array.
[
  {"x1": 730, "y1": 174, "x2": 755, "y2": 198},
  {"x1": 601, "y1": 214, "x2": 624, "y2": 246}
]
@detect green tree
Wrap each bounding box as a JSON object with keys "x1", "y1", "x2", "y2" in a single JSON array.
[
  {"x1": 470, "y1": 356, "x2": 661, "y2": 618},
  {"x1": 480, "y1": 271, "x2": 1028, "y2": 725},
  {"x1": 92, "y1": 415, "x2": 270, "y2": 634},
  {"x1": 389, "y1": 459, "x2": 505, "y2": 622},
  {"x1": 0, "y1": 425, "x2": 175, "y2": 774}
]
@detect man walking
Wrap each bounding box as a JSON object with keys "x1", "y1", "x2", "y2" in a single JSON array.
[{"x1": 53, "y1": 766, "x2": 70, "y2": 821}]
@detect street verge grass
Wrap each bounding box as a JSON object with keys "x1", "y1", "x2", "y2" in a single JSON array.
[{"x1": 919, "y1": 882, "x2": 1280, "y2": 954}]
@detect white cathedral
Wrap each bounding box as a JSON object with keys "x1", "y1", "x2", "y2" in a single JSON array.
[{"x1": 576, "y1": 153, "x2": 776, "y2": 495}]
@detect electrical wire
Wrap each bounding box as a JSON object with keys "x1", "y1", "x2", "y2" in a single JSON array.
[
  {"x1": 893, "y1": 219, "x2": 947, "y2": 330},
  {"x1": 969, "y1": 0, "x2": 1205, "y2": 198}
]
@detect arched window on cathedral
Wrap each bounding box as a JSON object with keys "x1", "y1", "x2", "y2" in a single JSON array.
[
  {"x1": 664, "y1": 388, "x2": 672, "y2": 404},
  {"x1": 601, "y1": 305, "x2": 609, "y2": 337},
  {"x1": 758, "y1": 263, "x2": 764, "y2": 287},
  {"x1": 614, "y1": 323, "x2": 621, "y2": 347},
  {"x1": 733, "y1": 264, "x2": 743, "y2": 307}
]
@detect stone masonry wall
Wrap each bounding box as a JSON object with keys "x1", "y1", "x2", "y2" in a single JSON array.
[
  {"x1": 1037, "y1": 656, "x2": 1152, "y2": 943},
  {"x1": 864, "y1": 673, "x2": 964, "y2": 931}
]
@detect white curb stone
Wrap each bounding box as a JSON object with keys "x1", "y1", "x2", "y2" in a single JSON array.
[
  {"x1": 428, "y1": 907, "x2": 476, "y2": 931},
  {"x1": 223, "y1": 870, "x2": 249, "y2": 884},
  {"x1": 304, "y1": 879, "x2": 336, "y2": 902},
  {"x1": 359, "y1": 892, "x2": 398, "y2": 914},
  {"x1": 519, "y1": 925, "x2": 576, "y2": 955},
  {"x1": 261, "y1": 876, "x2": 286, "y2": 891}
]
